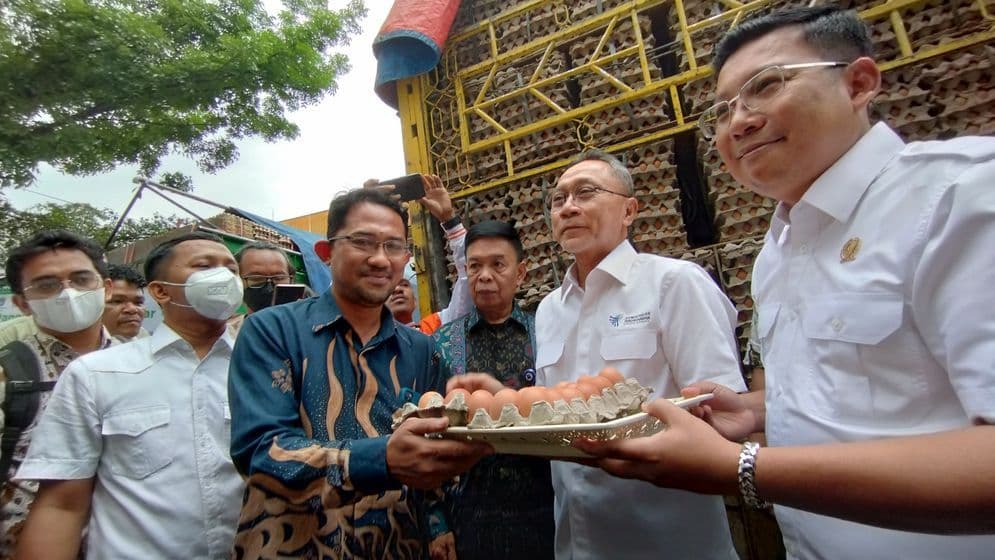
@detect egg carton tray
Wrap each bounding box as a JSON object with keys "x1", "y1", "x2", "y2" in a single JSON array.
[{"x1": 438, "y1": 394, "x2": 712, "y2": 458}]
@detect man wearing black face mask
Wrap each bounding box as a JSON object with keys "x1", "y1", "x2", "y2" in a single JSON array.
[
  {"x1": 235, "y1": 242, "x2": 296, "y2": 314},
  {"x1": 14, "y1": 232, "x2": 245, "y2": 559}
]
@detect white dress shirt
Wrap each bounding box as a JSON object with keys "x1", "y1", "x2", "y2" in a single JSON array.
[
  {"x1": 753, "y1": 123, "x2": 995, "y2": 559},
  {"x1": 16, "y1": 324, "x2": 244, "y2": 559},
  {"x1": 536, "y1": 241, "x2": 745, "y2": 560}
]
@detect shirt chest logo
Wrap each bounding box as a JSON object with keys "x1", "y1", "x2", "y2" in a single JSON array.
[
  {"x1": 840, "y1": 237, "x2": 862, "y2": 263},
  {"x1": 608, "y1": 311, "x2": 652, "y2": 329}
]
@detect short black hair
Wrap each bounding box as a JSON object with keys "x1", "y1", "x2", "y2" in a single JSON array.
[
  {"x1": 562, "y1": 149, "x2": 635, "y2": 195},
  {"x1": 5, "y1": 230, "x2": 107, "y2": 294},
  {"x1": 465, "y1": 220, "x2": 525, "y2": 262},
  {"x1": 234, "y1": 241, "x2": 295, "y2": 276},
  {"x1": 713, "y1": 6, "x2": 873, "y2": 74},
  {"x1": 326, "y1": 188, "x2": 408, "y2": 240},
  {"x1": 143, "y1": 231, "x2": 227, "y2": 282},
  {"x1": 107, "y1": 264, "x2": 147, "y2": 288}
]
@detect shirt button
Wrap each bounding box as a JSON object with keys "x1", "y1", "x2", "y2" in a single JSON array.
[{"x1": 831, "y1": 318, "x2": 843, "y2": 332}]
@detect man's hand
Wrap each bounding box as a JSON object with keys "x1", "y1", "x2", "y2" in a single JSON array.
[
  {"x1": 681, "y1": 381, "x2": 760, "y2": 441},
  {"x1": 445, "y1": 372, "x2": 504, "y2": 395},
  {"x1": 387, "y1": 416, "x2": 492, "y2": 489},
  {"x1": 573, "y1": 398, "x2": 741, "y2": 495},
  {"x1": 429, "y1": 532, "x2": 457, "y2": 560},
  {"x1": 419, "y1": 175, "x2": 455, "y2": 222}
]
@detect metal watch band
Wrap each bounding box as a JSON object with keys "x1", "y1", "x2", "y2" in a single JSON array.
[{"x1": 738, "y1": 441, "x2": 770, "y2": 510}]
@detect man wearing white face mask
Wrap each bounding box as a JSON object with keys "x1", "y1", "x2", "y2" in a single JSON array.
[
  {"x1": 0, "y1": 230, "x2": 116, "y2": 558},
  {"x1": 14, "y1": 232, "x2": 245, "y2": 559}
]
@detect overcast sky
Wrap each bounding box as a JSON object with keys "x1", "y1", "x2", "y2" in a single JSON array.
[{"x1": 7, "y1": 1, "x2": 405, "y2": 223}]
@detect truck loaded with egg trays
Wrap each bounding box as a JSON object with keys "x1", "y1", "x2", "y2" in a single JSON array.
[{"x1": 387, "y1": 1, "x2": 995, "y2": 558}]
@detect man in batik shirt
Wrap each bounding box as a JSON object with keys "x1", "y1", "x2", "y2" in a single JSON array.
[
  {"x1": 0, "y1": 230, "x2": 114, "y2": 558},
  {"x1": 432, "y1": 220, "x2": 555, "y2": 560},
  {"x1": 228, "y1": 188, "x2": 491, "y2": 559}
]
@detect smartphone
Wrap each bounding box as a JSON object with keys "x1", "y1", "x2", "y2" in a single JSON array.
[
  {"x1": 271, "y1": 284, "x2": 309, "y2": 306},
  {"x1": 377, "y1": 173, "x2": 425, "y2": 202}
]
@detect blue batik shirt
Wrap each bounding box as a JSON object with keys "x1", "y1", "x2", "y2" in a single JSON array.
[{"x1": 228, "y1": 289, "x2": 443, "y2": 560}]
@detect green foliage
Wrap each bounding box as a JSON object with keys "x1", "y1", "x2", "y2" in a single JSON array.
[
  {"x1": 0, "y1": 199, "x2": 192, "y2": 263},
  {"x1": 0, "y1": 0, "x2": 366, "y2": 187}
]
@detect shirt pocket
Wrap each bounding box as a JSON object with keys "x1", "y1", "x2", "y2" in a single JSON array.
[
  {"x1": 754, "y1": 303, "x2": 781, "y2": 357},
  {"x1": 800, "y1": 293, "x2": 904, "y2": 421},
  {"x1": 101, "y1": 405, "x2": 174, "y2": 479},
  {"x1": 536, "y1": 339, "x2": 565, "y2": 370},
  {"x1": 599, "y1": 329, "x2": 657, "y2": 361}
]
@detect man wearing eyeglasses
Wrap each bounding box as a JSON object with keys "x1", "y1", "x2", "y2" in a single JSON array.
[
  {"x1": 577, "y1": 5, "x2": 995, "y2": 556},
  {"x1": 0, "y1": 230, "x2": 115, "y2": 558},
  {"x1": 235, "y1": 241, "x2": 296, "y2": 315},
  {"x1": 536, "y1": 149, "x2": 746, "y2": 559},
  {"x1": 227, "y1": 188, "x2": 491, "y2": 559}
]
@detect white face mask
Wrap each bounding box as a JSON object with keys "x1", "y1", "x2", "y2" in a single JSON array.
[
  {"x1": 28, "y1": 287, "x2": 106, "y2": 333},
  {"x1": 160, "y1": 267, "x2": 244, "y2": 320}
]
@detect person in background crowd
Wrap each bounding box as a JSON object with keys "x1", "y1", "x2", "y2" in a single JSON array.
[
  {"x1": 235, "y1": 241, "x2": 296, "y2": 315},
  {"x1": 577, "y1": 5, "x2": 995, "y2": 552},
  {"x1": 0, "y1": 230, "x2": 115, "y2": 559},
  {"x1": 14, "y1": 232, "x2": 245, "y2": 559},
  {"x1": 430, "y1": 220, "x2": 554, "y2": 560},
  {"x1": 371, "y1": 174, "x2": 470, "y2": 335},
  {"x1": 228, "y1": 188, "x2": 491, "y2": 559},
  {"x1": 102, "y1": 264, "x2": 149, "y2": 342},
  {"x1": 227, "y1": 241, "x2": 298, "y2": 335},
  {"x1": 386, "y1": 269, "x2": 419, "y2": 327}
]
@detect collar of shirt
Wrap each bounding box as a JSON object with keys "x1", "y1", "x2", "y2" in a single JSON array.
[
  {"x1": 149, "y1": 321, "x2": 235, "y2": 357},
  {"x1": 34, "y1": 326, "x2": 115, "y2": 356},
  {"x1": 466, "y1": 301, "x2": 530, "y2": 331},
  {"x1": 559, "y1": 240, "x2": 637, "y2": 301},
  {"x1": 771, "y1": 123, "x2": 905, "y2": 241},
  {"x1": 309, "y1": 288, "x2": 399, "y2": 346}
]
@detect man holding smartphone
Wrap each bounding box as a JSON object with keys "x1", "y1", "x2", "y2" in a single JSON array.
[{"x1": 370, "y1": 174, "x2": 472, "y2": 335}]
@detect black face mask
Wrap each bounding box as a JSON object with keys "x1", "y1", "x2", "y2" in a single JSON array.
[{"x1": 243, "y1": 284, "x2": 275, "y2": 312}]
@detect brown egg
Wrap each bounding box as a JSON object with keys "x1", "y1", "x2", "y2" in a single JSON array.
[
  {"x1": 558, "y1": 383, "x2": 584, "y2": 402},
  {"x1": 491, "y1": 389, "x2": 520, "y2": 419},
  {"x1": 517, "y1": 386, "x2": 548, "y2": 416},
  {"x1": 555, "y1": 381, "x2": 572, "y2": 389},
  {"x1": 444, "y1": 388, "x2": 471, "y2": 405},
  {"x1": 467, "y1": 390, "x2": 496, "y2": 420},
  {"x1": 598, "y1": 367, "x2": 625, "y2": 384},
  {"x1": 545, "y1": 387, "x2": 564, "y2": 405},
  {"x1": 589, "y1": 375, "x2": 613, "y2": 392},
  {"x1": 418, "y1": 391, "x2": 443, "y2": 409},
  {"x1": 575, "y1": 376, "x2": 602, "y2": 399}
]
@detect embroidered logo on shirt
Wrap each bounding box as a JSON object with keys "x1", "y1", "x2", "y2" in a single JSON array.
[
  {"x1": 609, "y1": 311, "x2": 652, "y2": 328},
  {"x1": 271, "y1": 368, "x2": 293, "y2": 393},
  {"x1": 840, "y1": 237, "x2": 861, "y2": 263}
]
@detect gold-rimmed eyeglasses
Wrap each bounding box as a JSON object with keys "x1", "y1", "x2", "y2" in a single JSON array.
[{"x1": 698, "y1": 61, "x2": 850, "y2": 140}]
